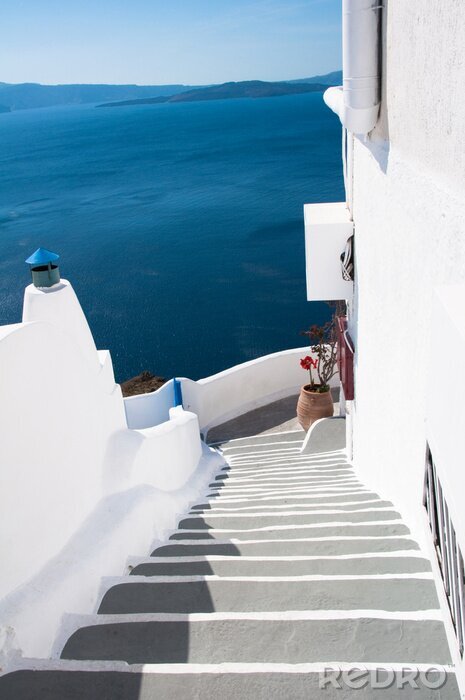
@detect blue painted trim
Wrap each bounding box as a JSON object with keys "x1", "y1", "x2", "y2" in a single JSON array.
[{"x1": 173, "y1": 378, "x2": 183, "y2": 408}]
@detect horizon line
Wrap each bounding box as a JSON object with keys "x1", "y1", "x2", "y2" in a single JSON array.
[{"x1": 0, "y1": 69, "x2": 342, "y2": 89}]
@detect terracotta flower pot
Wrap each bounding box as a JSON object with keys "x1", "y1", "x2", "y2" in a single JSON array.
[{"x1": 296, "y1": 384, "x2": 334, "y2": 431}]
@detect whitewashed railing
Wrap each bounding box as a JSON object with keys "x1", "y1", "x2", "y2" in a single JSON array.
[{"x1": 123, "y1": 346, "x2": 339, "y2": 435}]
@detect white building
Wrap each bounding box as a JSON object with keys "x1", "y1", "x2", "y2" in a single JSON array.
[
  {"x1": 306, "y1": 0, "x2": 465, "y2": 691},
  {"x1": 1, "y1": 1, "x2": 465, "y2": 697}
]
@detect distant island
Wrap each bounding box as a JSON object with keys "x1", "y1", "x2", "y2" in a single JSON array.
[
  {"x1": 97, "y1": 80, "x2": 330, "y2": 108},
  {"x1": 0, "y1": 71, "x2": 341, "y2": 113}
]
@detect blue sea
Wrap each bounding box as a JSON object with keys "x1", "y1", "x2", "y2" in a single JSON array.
[{"x1": 0, "y1": 93, "x2": 343, "y2": 381}]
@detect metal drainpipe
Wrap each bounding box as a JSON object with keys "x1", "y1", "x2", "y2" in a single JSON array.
[
  {"x1": 324, "y1": 0, "x2": 382, "y2": 135},
  {"x1": 343, "y1": 0, "x2": 382, "y2": 133}
]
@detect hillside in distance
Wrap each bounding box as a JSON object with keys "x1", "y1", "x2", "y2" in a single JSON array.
[
  {"x1": 0, "y1": 70, "x2": 341, "y2": 112},
  {"x1": 0, "y1": 82, "x2": 195, "y2": 112},
  {"x1": 97, "y1": 80, "x2": 330, "y2": 108},
  {"x1": 289, "y1": 70, "x2": 342, "y2": 85}
]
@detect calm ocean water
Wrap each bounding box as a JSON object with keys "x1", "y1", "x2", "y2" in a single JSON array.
[{"x1": 0, "y1": 93, "x2": 343, "y2": 381}]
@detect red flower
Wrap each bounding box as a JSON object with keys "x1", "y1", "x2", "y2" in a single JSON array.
[{"x1": 300, "y1": 355, "x2": 318, "y2": 370}]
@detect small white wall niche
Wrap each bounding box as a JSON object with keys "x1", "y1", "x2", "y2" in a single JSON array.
[{"x1": 304, "y1": 201, "x2": 354, "y2": 301}]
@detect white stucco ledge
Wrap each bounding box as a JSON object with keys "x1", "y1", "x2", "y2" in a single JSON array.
[{"x1": 129, "y1": 407, "x2": 203, "y2": 491}]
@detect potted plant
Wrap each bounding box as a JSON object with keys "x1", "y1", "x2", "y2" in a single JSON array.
[{"x1": 297, "y1": 319, "x2": 338, "y2": 431}]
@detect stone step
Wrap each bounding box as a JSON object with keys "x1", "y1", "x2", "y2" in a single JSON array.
[
  {"x1": 221, "y1": 462, "x2": 351, "y2": 471},
  {"x1": 206, "y1": 485, "x2": 369, "y2": 496},
  {"x1": 130, "y1": 555, "x2": 431, "y2": 577},
  {"x1": 224, "y1": 457, "x2": 346, "y2": 468},
  {"x1": 220, "y1": 443, "x2": 303, "y2": 455},
  {"x1": 207, "y1": 486, "x2": 362, "y2": 497},
  {"x1": 191, "y1": 500, "x2": 393, "y2": 513},
  {"x1": 214, "y1": 471, "x2": 355, "y2": 482},
  {"x1": 151, "y1": 537, "x2": 420, "y2": 557},
  {"x1": 202, "y1": 492, "x2": 383, "y2": 506},
  {"x1": 2, "y1": 666, "x2": 458, "y2": 699},
  {"x1": 177, "y1": 511, "x2": 401, "y2": 530},
  {"x1": 215, "y1": 468, "x2": 355, "y2": 478},
  {"x1": 223, "y1": 449, "x2": 334, "y2": 459},
  {"x1": 97, "y1": 577, "x2": 439, "y2": 615},
  {"x1": 210, "y1": 430, "x2": 305, "y2": 447},
  {"x1": 222, "y1": 463, "x2": 349, "y2": 473},
  {"x1": 210, "y1": 477, "x2": 360, "y2": 488},
  {"x1": 60, "y1": 617, "x2": 450, "y2": 665},
  {"x1": 169, "y1": 523, "x2": 409, "y2": 540},
  {"x1": 208, "y1": 474, "x2": 361, "y2": 491},
  {"x1": 205, "y1": 489, "x2": 370, "y2": 500},
  {"x1": 218, "y1": 468, "x2": 354, "y2": 478},
  {"x1": 221, "y1": 451, "x2": 344, "y2": 460}
]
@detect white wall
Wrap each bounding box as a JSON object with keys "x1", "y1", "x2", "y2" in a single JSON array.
[
  {"x1": 425, "y1": 286, "x2": 465, "y2": 554},
  {"x1": 0, "y1": 284, "x2": 223, "y2": 663},
  {"x1": 23, "y1": 281, "x2": 100, "y2": 372},
  {"x1": 0, "y1": 319, "x2": 126, "y2": 600},
  {"x1": 348, "y1": 0, "x2": 465, "y2": 545},
  {"x1": 124, "y1": 379, "x2": 174, "y2": 429}
]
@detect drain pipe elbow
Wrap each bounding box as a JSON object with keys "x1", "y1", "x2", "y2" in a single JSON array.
[{"x1": 325, "y1": 0, "x2": 382, "y2": 135}]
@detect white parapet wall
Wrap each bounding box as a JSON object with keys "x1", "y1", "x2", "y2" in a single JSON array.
[
  {"x1": 181, "y1": 346, "x2": 340, "y2": 436},
  {"x1": 124, "y1": 379, "x2": 174, "y2": 429},
  {"x1": 122, "y1": 345, "x2": 339, "y2": 437},
  {"x1": 0, "y1": 281, "x2": 223, "y2": 664}
]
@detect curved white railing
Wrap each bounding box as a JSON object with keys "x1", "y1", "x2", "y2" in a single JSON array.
[
  {"x1": 182, "y1": 346, "x2": 331, "y2": 433},
  {"x1": 123, "y1": 345, "x2": 339, "y2": 435}
]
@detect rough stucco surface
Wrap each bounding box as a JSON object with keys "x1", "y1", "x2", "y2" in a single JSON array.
[{"x1": 351, "y1": 0, "x2": 465, "y2": 542}]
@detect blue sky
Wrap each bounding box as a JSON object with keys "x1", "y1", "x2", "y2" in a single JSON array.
[{"x1": 1, "y1": 0, "x2": 341, "y2": 85}]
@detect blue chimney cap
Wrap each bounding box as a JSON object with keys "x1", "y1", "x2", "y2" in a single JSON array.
[{"x1": 25, "y1": 248, "x2": 60, "y2": 266}]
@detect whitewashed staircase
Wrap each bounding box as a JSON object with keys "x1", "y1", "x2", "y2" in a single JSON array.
[{"x1": 0, "y1": 420, "x2": 459, "y2": 698}]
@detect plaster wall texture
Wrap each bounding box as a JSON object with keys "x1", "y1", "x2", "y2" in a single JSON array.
[
  {"x1": 349, "y1": 0, "x2": 465, "y2": 545},
  {"x1": 0, "y1": 283, "x2": 223, "y2": 661}
]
